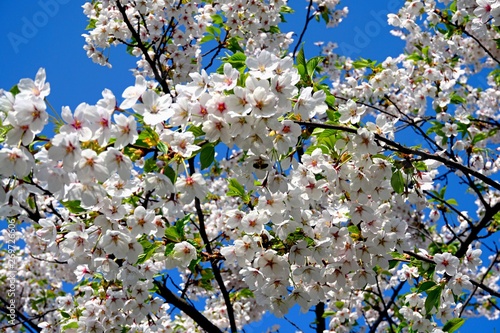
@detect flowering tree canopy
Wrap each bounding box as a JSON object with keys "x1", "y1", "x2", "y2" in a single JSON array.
[{"x1": 1, "y1": 0, "x2": 500, "y2": 332}]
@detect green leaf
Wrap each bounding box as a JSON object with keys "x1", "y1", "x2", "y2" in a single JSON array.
[
  {"x1": 211, "y1": 14, "x2": 224, "y2": 25},
  {"x1": 352, "y1": 58, "x2": 377, "y2": 69},
  {"x1": 9, "y1": 84, "x2": 20, "y2": 96},
  {"x1": 164, "y1": 227, "x2": 182, "y2": 243},
  {"x1": 406, "y1": 52, "x2": 424, "y2": 62},
  {"x1": 296, "y1": 47, "x2": 307, "y2": 70},
  {"x1": 443, "y1": 318, "x2": 465, "y2": 333},
  {"x1": 268, "y1": 26, "x2": 280, "y2": 34},
  {"x1": 325, "y1": 95, "x2": 336, "y2": 109},
  {"x1": 280, "y1": 5, "x2": 294, "y2": 14},
  {"x1": 60, "y1": 311, "x2": 71, "y2": 319},
  {"x1": 296, "y1": 64, "x2": 306, "y2": 79},
  {"x1": 226, "y1": 178, "x2": 250, "y2": 203},
  {"x1": 199, "y1": 34, "x2": 215, "y2": 44},
  {"x1": 206, "y1": 25, "x2": 220, "y2": 37},
  {"x1": 306, "y1": 56, "x2": 324, "y2": 78},
  {"x1": 163, "y1": 165, "x2": 176, "y2": 184},
  {"x1": 322, "y1": 310, "x2": 336, "y2": 318},
  {"x1": 188, "y1": 125, "x2": 205, "y2": 138},
  {"x1": 226, "y1": 36, "x2": 244, "y2": 53},
  {"x1": 471, "y1": 132, "x2": 487, "y2": 145},
  {"x1": 305, "y1": 145, "x2": 330, "y2": 155},
  {"x1": 417, "y1": 281, "x2": 436, "y2": 293},
  {"x1": 144, "y1": 157, "x2": 158, "y2": 173},
  {"x1": 200, "y1": 143, "x2": 215, "y2": 170},
  {"x1": 348, "y1": 224, "x2": 361, "y2": 236},
  {"x1": 446, "y1": 198, "x2": 458, "y2": 206},
  {"x1": 62, "y1": 321, "x2": 79, "y2": 330},
  {"x1": 61, "y1": 200, "x2": 85, "y2": 214},
  {"x1": 164, "y1": 243, "x2": 175, "y2": 256},
  {"x1": 175, "y1": 214, "x2": 191, "y2": 239},
  {"x1": 157, "y1": 141, "x2": 168, "y2": 154},
  {"x1": 222, "y1": 52, "x2": 247, "y2": 71},
  {"x1": 424, "y1": 285, "x2": 442, "y2": 314},
  {"x1": 450, "y1": 92, "x2": 466, "y2": 104},
  {"x1": 85, "y1": 18, "x2": 97, "y2": 30},
  {"x1": 495, "y1": 38, "x2": 500, "y2": 49},
  {"x1": 391, "y1": 169, "x2": 405, "y2": 194},
  {"x1": 137, "y1": 241, "x2": 160, "y2": 264},
  {"x1": 136, "y1": 127, "x2": 159, "y2": 148}
]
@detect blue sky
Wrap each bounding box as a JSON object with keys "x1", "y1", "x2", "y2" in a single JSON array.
[{"x1": 0, "y1": 1, "x2": 498, "y2": 332}]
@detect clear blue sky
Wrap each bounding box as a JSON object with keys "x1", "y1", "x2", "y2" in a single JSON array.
[{"x1": 0, "y1": 1, "x2": 497, "y2": 332}]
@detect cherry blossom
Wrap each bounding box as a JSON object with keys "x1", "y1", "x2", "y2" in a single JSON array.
[{"x1": 1, "y1": 1, "x2": 500, "y2": 332}]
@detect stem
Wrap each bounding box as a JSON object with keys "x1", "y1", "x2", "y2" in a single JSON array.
[
  {"x1": 295, "y1": 121, "x2": 500, "y2": 192},
  {"x1": 115, "y1": 1, "x2": 171, "y2": 95},
  {"x1": 368, "y1": 282, "x2": 405, "y2": 333},
  {"x1": 314, "y1": 302, "x2": 325, "y2": 333},
  {"x1": 292, "y1": 0, "x2": 316, "y2": 58},
  {"x1": 153, "y1": 280, "x2": 223, "y2": 333},
  {"x1": 188, "y1": 158, "x2": 238, "y2": 333}
]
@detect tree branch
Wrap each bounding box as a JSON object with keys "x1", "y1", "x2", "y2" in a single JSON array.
[
  {"x1": 314, "y1": 302, "x2": 325, "y2": 333},
  {"x1": 115, "y1": 1, "x2": 171, "y2": 95},
  {"x1": 153, "y1": 279, "x2": 223, "y2": 333},
  {"x1": 188, "y1": 158, "x2": 238, "y2": 333},
  {"x1": 292, "y1": 0, "x2": 316, "y2": 58},
  {"x1": 368, "y1": 281, "x2": 405, "y2": 333},
  {"x1": 0, "y1": 295, "x2": 41, "y2": 333},
  {"x1": 295, "y1": 121, "x2": 500, "y2": 192}
]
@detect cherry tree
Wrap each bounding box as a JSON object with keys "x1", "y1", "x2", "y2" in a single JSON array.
[{"x1": 1, "y1": 0, "x2": 500, "y2": 332}]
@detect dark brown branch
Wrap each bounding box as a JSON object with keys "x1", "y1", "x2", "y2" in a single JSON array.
[
  {"x1": 115, "y1": 1, "x2": 171, "y2": 94},
  {"x1": 405, "y1": 250, "x2": 500, "y2": 299},
  {"x1": 153, "y1": 279, "x2": 223, "y2": 333},
  {"x1": 187, "y1": 158, "x2": 238, "y2": 333},
  {"x1": 368, "y1": 281, "x2": 405, "y2": 333},
  {"x1": 455, "y1": 201, "x2": 500, "y2": 259},
  {"x1": 295, "y1": 121, "x2": 500, "y2": 192},
  {"x1": 0, "y1": 295, "x2": 41, "y2": 333},
  {"x1": 423, "y1": 189, "x2": 473, "y2": 227},
  {"x1": 292, "y1": 0, "x2": 316, "y2": 58},
  {"x1": 461, "y1": 252, "x2": 500, "y2": 316},
  {"x1": 434, "y1": 10, "x2": 500, "y2": 66},
  {"x1": 314, "y1": 302, "x2": 325, "y2": 333}
]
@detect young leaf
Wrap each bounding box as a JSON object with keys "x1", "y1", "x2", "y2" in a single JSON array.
[
  {"x1": 417, "y1": 280, "x2": 436, "y2": 293},
  {"x1": 443, "y1": 318, "x2": 465, "y2": 333},
  {"x1": 306, "y1": 56, "x2": 324, "y2": 78},
  {"x1": 136, "y1": 241, "x2": 160, "y2": 265},
  {"x1": 61, "y1": 200, "x2": 85, "y2": 214},
  {"x1": 200, "y1": 143, "x2": 215, "y2": 170},
  {"x1": 424, "y1": 285, "x2": 442, "y2": 314},
  {"x1": 391, "y1": 169, "x2": 405, "y2": 194}
]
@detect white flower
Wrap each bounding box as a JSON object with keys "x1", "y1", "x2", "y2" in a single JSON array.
[
  {"x1": 101, "y1": 230, "x2": 132, "y2": 259},
  {"x1": 76, "y1": 149, "x2": 109, "y2": 182},
  {"x1": 48, "y1": 133, "x2": 81, "y2": 170},
  {"x1": 17, "y1": 67, "x2": 50, "y2": 99},
  {"x1": 59, "y1": 103, "x2": 95, "y2": 142},
  {"x1": 338, "y1": 99, "x2": 366, "y2": 124},
  {"x1": 132, "y1": 90, "x2": 173, "y2": 125},
  {"x1": 212, "y1": 63, "x2": 239, "y2": 91},
  {"x1": 175, "y1": 173, "x2": 207, "y2": 203},
  {"x1": 449, "y1": 272, "x2": 473, "y2": 295},
  {"x1": 293, "y1": 87, "x2": 327, "y2": 119},
  {"x1": 120, "y1": 75, "x2": 147, "y2": 109},
  {"x1": 0, "y1": 147, "x2": 33, "y2": 178},
  {"x1": 171, "y1": 241, "x2": 197, "y2": 267},
  {"x1": 128, "y1": 206, "x2": 156, "y2": 237},
  {"x1": 113, "y1": 113, "x2": 138, "y2": 149},
  {"x1": 102, "y1": 147, "x2": 132, "y2": 180},
  {"x1": 434, "y1": 252, "x2": 459, "y2": 276}
]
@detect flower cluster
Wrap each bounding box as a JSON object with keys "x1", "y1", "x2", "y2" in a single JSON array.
[{"x1": 1, "y1": 0, "x2": 500, "y2": 333}]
